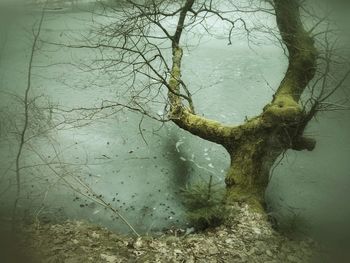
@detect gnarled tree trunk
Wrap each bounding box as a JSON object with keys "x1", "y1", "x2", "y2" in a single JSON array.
[{"x1": 224, "y1": 134, "x2": 282, "y2": 212}]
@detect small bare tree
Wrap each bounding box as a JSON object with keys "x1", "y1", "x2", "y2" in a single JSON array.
[{"x1": 0, "y1": 3, "x2": 140, "y2": 235}]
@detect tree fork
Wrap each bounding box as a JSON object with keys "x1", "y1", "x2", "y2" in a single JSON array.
[{"x1": 166, "y1": 0, "x2": 319, "y2": 214}]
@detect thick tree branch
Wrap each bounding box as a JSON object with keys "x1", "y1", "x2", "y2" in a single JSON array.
[
  {"x1": 166, "y1": 1, "x2": 238, "y2": 144},
  {"x1": 262, "y1": 0, "x2": 318, "y2": 126},
  {"x1": 272, "y1": 0, "x2": 318, "y2": 103}
]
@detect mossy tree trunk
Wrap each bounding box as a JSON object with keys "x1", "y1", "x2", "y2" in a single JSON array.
[
  {"x1": 224, "y1": 135, "x2": 282, "y2": 212},
  {"x1": 167, "y1": 0, "x2": 318, "y2": 213}
]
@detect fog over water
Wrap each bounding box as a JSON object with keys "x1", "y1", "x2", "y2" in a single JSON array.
[{"x1": 0, "y1": 0, "x2": 349, "y2": 241}]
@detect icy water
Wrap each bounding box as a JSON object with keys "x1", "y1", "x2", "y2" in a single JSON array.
[{"x1": 0, "y1": 1, "x2": 349, "y2": 241}]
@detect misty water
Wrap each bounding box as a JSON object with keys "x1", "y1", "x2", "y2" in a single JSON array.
[{"x1": 0, "y1": 1, "x2": 349, "y2": 243}]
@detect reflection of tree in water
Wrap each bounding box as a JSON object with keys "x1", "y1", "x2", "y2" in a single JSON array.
[{"x1": 161, "y1": 128, "x2": 191, "y2": 189}]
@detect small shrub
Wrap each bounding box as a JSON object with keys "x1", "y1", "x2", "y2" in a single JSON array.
[{"x1": 180, "y1": 177, "x2": 228, "y2": 230}]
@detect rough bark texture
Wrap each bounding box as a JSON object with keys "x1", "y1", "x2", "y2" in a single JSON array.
[{"x1": 168, "y1": 0, "x2": 318, "y2": 213}]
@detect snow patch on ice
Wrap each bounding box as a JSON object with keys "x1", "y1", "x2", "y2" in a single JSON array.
[{"x1": 176, "y1": 141, "x2": 184, "y2": 152}]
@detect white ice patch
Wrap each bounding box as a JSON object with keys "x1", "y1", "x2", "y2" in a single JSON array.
[
  {"x1": 208, "y1": 163, "x2": 214, "y2": 168},
  {"x1": 180, "y1": 157, "x2": 186, "y2": 161},
  {"x1": 205, "y1": 157, "x2": 211, "y2": 161},
  {"x1": 176, "y1": 141, "x2": 184, "y2": 152},
  {"x1": 93, "y1": 210, "x2": 100, "y2": 215}
]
